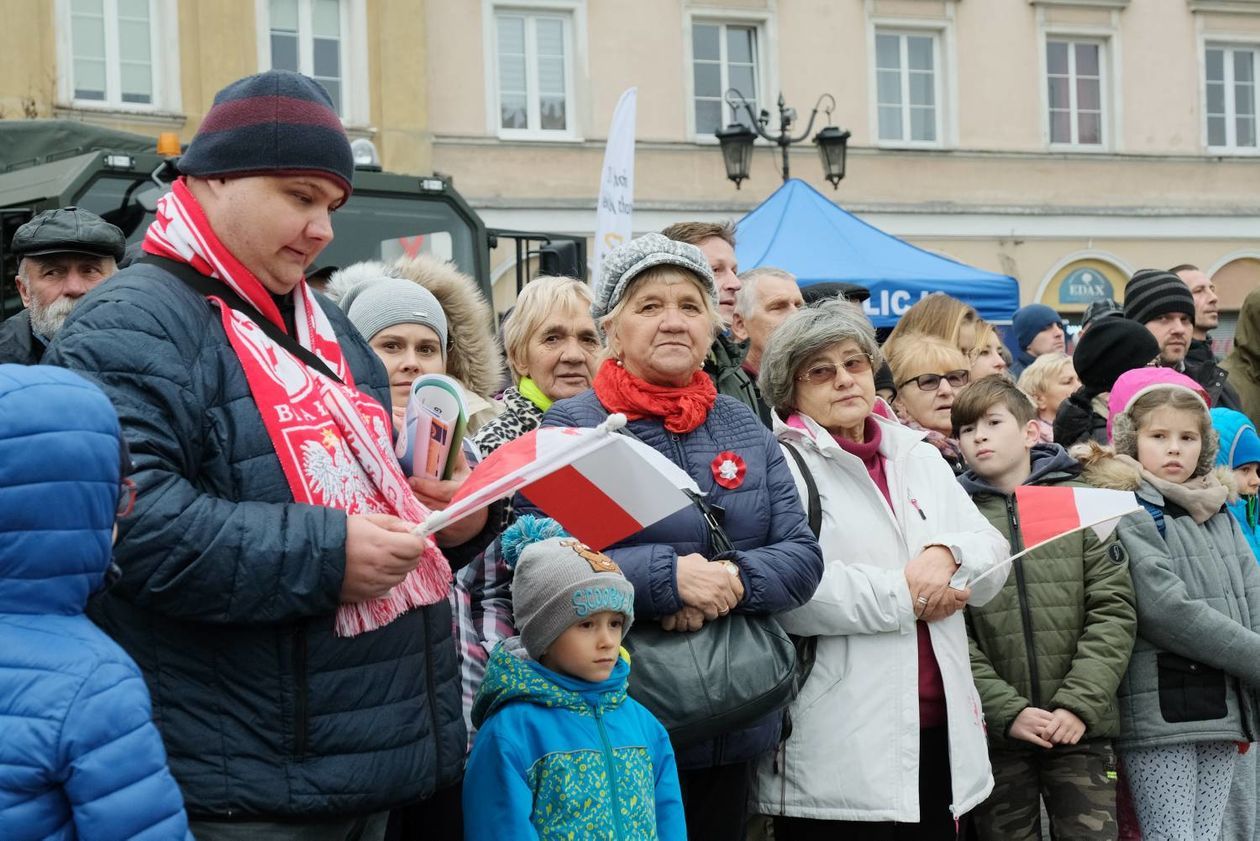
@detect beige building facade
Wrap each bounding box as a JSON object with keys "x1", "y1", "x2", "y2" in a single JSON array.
[{"x1": 426, "y1": 0, "x2": 1260, "y2": 341}]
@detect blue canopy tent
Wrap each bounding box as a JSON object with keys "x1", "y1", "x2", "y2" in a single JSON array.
[{"x1": 735, "y1": 179, "x2": 1019, "y2": 328}]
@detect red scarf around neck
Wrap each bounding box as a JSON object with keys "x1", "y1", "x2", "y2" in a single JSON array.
[
  {"x1": 593, "y1": 358, "x2": 716, "y2": 433},
  {"x1": 143, "y1": 178, "x2": 450, "y2": 636}
]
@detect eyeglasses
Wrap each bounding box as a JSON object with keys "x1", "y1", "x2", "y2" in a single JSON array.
[
  {"x1": 796, "y1": 354, "x2": 874, "y2": 385},
  {"x1": 117, "y1": 477, "x2": 137, "y2": 518},
  {"x1": 899, "y1": 369, "x2": 969, "y2": 392}
]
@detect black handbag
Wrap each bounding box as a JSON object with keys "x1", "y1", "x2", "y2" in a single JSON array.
[{"x1": 623, "y1": 491, "x2": 799, "y2": 747}]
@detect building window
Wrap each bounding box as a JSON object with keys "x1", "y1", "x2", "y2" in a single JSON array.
[
  {"x1": 1206, "y1": 44, "x2": 1258, "y2": 150},
  {"x1": 1046, "y1": 38, "x2": 1105, "y2": 147},
  {"x1": 68, "y1": 0, "x2": 156, "y2": 106},
  {"x1": 874, "y1": 30, "x2": 939, "y2": 144},
  {"x1": 493, "y1": 10, "x2": 573, "y2": 136},
  {"x1": 266, "y1": 0, "x2": 344, "y2": 115},
  {"x1": 691, "y1": 21, "x2": 761, "y2": 136}
]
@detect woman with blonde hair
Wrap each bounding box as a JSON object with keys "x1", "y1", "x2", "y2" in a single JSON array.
[
  {"x1": 968, "y1": 321, "x2": 1009, "y2": 382},
  {"x1": 884, "y1": 293, "x2": 980, "y2": 357},
  {"x1": 886, "y1": 334, "x2": 971, "y2": 473},
  {"x1": 1017, "y1": 352, "x2": 1079, "y2": 443}
]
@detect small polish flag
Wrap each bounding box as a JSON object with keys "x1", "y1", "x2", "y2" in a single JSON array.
[
  {"x1": 969, "y1": 486, "x2": 1143, "y2": 587},
  {"x1": 412, "y1": 414, "x2": 701, "y2": 549}
]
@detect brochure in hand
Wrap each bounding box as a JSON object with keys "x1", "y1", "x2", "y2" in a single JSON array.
[{"x1": 396, "y1": 373, "x2": 469, "y2": 481}]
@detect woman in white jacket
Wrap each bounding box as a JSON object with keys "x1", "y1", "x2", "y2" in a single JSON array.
[{"x1": 750, "y1": 300, "x2": 1009, "y2": 839}]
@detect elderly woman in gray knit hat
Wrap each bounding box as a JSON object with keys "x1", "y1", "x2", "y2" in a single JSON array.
[
  {"x1": 748, "y1": 300, "x2": 1006, "y2": 838},
  {"x1": 514, "y1": 233, "x2": 823, "y2": 841}
]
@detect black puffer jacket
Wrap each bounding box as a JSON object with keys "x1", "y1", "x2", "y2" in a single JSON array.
[{"x1": 45, "y1": 263, "x2": 474, "y2": 819}]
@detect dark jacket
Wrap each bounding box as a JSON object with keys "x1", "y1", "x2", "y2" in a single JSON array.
[
  {"x1": 519, "y1": 389, "x2": 823, "y2": 768},
  {"x1": 1054, "y1": 387, "x2": 1109, "y2": 448},
  {"x1": 959, "y1": 444, "x2": 1137, "y2": 748},
  {"x1": 0, "y1": 309, "x2": 42, "y2": 365},
  {"x1": 706, "y1": 332, "x2": 771, "y2": 428},
  {"x1": 44, "y1": 263, "x2": 476, "y2": 820},
  {"x1": 1184, "y1": 344, "x2": 1242, "y2": 411},
  {"x1": 0, "y1": 365, "x2": 192, "y2": 840}
]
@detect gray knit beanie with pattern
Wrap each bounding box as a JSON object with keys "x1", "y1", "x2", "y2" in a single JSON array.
[
  {"x1": 592, "y1": 232, "x2": 716, "y2": 321},
  {"x1": 501, "y1": 516, "x2": 635, "y2": 660}
]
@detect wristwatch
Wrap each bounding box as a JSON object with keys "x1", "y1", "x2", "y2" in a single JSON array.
[{"x1": 717, "y1": 559, "x2": 741, "y2": 577}]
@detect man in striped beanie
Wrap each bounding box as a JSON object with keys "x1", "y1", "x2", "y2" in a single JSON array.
[
  {"x1": 42, "y1": 69, "x2": 496, "y2": 840},
  {"x1": 1124, "y1": 268, "x2": 1241, "y2": 408}
]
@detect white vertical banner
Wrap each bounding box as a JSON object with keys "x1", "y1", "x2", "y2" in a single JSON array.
[{"x1": 593, "y1": 87, "x2": 637, "y2": 277}]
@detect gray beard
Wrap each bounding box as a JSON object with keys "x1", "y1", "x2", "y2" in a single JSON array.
[{"x1": 28, "y1": 295, "x2": 78, "y2": 340}]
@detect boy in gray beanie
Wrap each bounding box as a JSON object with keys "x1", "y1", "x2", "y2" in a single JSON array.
[{"x1": 462, "y1": 516, "x2": 685, "y2": 840}]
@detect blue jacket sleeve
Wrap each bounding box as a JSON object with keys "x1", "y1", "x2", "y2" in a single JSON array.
[
  {"x1": 47, "y1": 287, "x2": 349, "y2": 624},
  {"x1": 59, "y1": 661, "x2": 193, "y2": 841},
  {"x1": 516, "y1": 401, "x2": 684, "y2": 618},
  {"x1": 462, "y1": 716, "x2": 539, "y2": 840},
  {"x1": 649, "y1": 713, "x2": 687, "y2": 841},
  {"x1": 726, "y1": 432, "x2": 824, "y2": 614}
]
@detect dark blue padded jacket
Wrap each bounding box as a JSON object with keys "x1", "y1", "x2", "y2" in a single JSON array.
[
  {"x1": 0, "y1": 364, "x2": 191, "y2": 840},
  {"x1": 518, "y1": 390, "x2": 823, "y2": 768},
  {"x1": 44, "y1": 264, "x2": 469, "y2": 819}
]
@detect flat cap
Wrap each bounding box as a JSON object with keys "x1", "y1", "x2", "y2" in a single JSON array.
[
  {"x1": 12, "y1": 207, "x2": 126, "y2": 263},
  {"x1": 593, "y1": 233, "x2": 715, "y2": 320},
  {"x1": 800, "y1": 281, "x2": 871, "y2": 305}
]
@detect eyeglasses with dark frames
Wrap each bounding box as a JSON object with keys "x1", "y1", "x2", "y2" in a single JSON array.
[
  {"x1": 117, "y1": 477, "x2": 137, "y2": 518},
  {"x1": 899, "y1": 369, "x2": 970, "y2": 392},
  {"x1": 796, "y1": 354, "x2": 875, "y2": 385}
]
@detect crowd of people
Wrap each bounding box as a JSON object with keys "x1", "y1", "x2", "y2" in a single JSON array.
[{"x1": 5, "y1": 68, "x2": 1260, "y2": 841}]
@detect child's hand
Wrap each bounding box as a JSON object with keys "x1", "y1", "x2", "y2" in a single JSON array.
[
  {"x1": 1043, "y1": 708, "x2": 1086, "y2": 745},
  {"x1": 1009, "y1": 706, "x2": 1055, "y2": 748}
]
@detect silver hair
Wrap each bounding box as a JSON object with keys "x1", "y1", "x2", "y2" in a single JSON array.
[
  {"x1": 758, "y1": 298, "x2": 882, "y2": 414},
  {"x1": 734, "y1": 266, "x2": 797, "y2": 319}
]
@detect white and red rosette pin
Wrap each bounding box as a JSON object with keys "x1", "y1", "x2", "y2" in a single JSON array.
[{"x1": 710, "y1": 450, "x2": 747, "y2": 490}]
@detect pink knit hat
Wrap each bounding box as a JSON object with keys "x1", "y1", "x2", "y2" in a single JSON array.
[{"x1": 1106, "y1": 367, "x2": 1210, "y2": 440}]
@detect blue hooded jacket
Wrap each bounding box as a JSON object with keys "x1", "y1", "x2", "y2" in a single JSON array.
[
  {"x1": 1211, "y1": 407, "x2": 1260, "y2": 562},
  {"x1": 0, "y1": 365, "x2": 191, "y2": 840},
  {"x1": 464, "y1": 640, "x2": 686, "y2": 841}
]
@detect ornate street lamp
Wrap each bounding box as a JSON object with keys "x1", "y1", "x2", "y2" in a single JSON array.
[{"x1": 715, "y1": 90, "x2": 850, "y2": 190}]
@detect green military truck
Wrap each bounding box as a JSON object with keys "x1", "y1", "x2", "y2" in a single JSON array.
[{"x1": 0, "y1": 120, "x2": 582, "y2": 318}]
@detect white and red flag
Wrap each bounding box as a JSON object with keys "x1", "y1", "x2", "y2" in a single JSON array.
[
  {"x1": 413, "y1": 414, "x2": 700, "y2": 549},
  {"x1": 968, "y1": 486, "x2": 1143, "y2": 587}
]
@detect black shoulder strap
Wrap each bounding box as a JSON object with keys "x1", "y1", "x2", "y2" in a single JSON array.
[
  {"x1": 141, "y1": 255, "x2": 343, "y2": 384},
  {"x1": 781, "y1": 441, "x2": 822, "y2": 539}
]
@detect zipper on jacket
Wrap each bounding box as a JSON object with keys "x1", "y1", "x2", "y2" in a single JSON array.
[
  {"x1": 422, "y1": 614, "x2": 443, "y2": 793},
  {"x1": 292, "y1": 627, "x2": 309, "y2": 758},
  {"x1": 1005, "y1": 496, "x2": 1042, "y2": 707},
  {"x1": 593, "y1": 705, "x2": 626, "y2": 841}
]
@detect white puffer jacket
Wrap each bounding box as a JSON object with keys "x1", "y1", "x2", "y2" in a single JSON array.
[{"x1": 750, "y1": 412, "x2": 1009, "y2": 822}]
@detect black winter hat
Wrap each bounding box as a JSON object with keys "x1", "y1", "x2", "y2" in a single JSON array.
[
  {"x1": 1123, "y1": 269, "x2": 1195, "y2": 326},
  {"x1": 1072, "y1": 316, "x2": 1160, "y2": 392},
  {"x1": 801, "y1": 281, "x2": 871, "y2": 305},
  {"x1": 179, "y1": 70, "x2": 354, "y2": 202}
]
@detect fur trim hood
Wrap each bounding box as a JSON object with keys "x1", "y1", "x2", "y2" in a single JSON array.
[{"x1": 325, "y1": 256, "x2": 505, "y2": 401}]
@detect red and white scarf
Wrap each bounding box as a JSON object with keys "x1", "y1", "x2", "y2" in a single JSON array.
[{"x1": 144, "y1": 178, "x2": 451, "y2": 636}]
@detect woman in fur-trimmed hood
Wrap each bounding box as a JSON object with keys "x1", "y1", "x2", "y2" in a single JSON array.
[
  {"x1": 1073, "y1": 367, "x2": 1260, "y2": 841},
  {"x1": 327, "y1": 256, "x2": 505, "y2": 433}
]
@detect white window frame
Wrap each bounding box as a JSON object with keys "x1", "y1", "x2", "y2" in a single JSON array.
[
  {"x1": 683, "y1": 8, "x2": 777, "y2": 144},
  {"x1": 867, "y1": 22, "x2": 953, "y2": 149},
  {"x1": 484, "y1": 0, "x2": 584, "y2": 142},
  {"x1": 255, "y1": 0, "x2": 370, "y2": 127},
  {"x1": 1202, "y1": 39, "x2": 1260, "y2": 154},
  {"x1": 54, "y1": 0, "x2": 181, "y2": 114},
  {"x1": 1037, "y1": 7, "x2": 1121, "y2": 153}
]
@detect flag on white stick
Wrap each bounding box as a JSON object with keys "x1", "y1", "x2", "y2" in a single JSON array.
[
  {"x1": 967, "y1": 485, "x2": 1143, "y2": 588},
  {"x1": 593, "y1": 87, "x2": 637, "y2": 276},
  {"x1": 413, "y1": 414, "x2": 700, "y2": 550}
]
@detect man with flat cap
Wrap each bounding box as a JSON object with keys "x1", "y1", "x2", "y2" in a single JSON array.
[
  {"x1": 0, "y1": 207, "x2": 125, "y2": 364},
  {"x1": 46, "y1": 69, "x2": 491, "y2": 840}
]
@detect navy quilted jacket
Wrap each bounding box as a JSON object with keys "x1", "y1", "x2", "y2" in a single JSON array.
[
  {"x1": 0, "y1": 365, "x2": 191, "y2": 840},
  {"x1": 43, "y1": 264, "x2": 467, "y2": 819},
  {"x1": 520, "y1": 390, "x2": 823, "y2": 767}
]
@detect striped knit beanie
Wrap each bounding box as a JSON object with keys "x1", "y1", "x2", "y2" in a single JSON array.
[
  {"x1": 1123, "y1": 269, "x2": 1195, "y2": 326},
  {"x1": 179, "y1": 70, "x2": 354, "y2": 202}
]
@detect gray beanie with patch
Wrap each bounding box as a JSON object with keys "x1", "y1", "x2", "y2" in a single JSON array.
[
  {"x1": 335, "y1": 269, "x2": 449, "y2": 358},
  {"x1": 592, "y1": 232, "x2": 716, "y2": 321},
  {"x1": 502, "y1": 516, "x2": 635, "y2": 660}
]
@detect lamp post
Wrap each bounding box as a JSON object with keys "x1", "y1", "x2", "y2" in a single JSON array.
[{"x1": 715, "y1": 90, "x2": 851, "y2": 190}]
